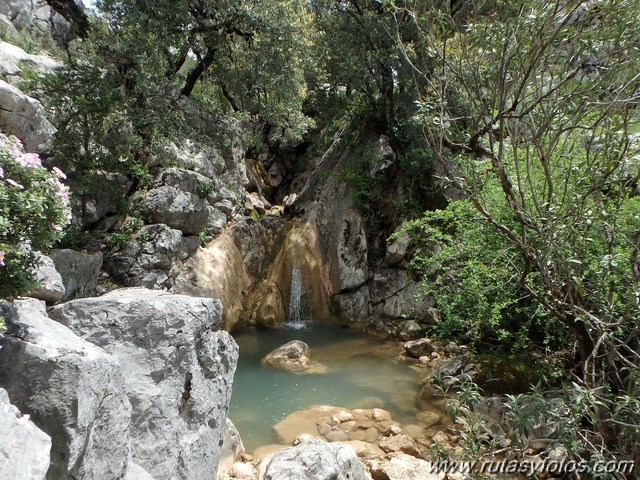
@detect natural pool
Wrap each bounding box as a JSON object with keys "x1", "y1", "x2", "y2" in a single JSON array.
[{"x1": 229, "y1": 321, "x2": 424, "y2": 452}]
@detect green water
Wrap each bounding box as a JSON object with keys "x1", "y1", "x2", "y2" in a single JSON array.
[{"x1": 229, "y1": 322, "x2": 422, "y2": 452}]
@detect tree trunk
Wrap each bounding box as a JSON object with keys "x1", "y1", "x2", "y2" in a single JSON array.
[{"x1": 181, "y1": 50, "x2": 216, "y2": 98}]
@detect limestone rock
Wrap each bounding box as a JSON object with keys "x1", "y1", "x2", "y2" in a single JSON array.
[
  {"x1": 229, "y1": 216, "x2": 284, "y2": 277},
  {"x1": 379, "y1": 434, "x2": 421, "y2": 457},
  {"x1": 264, "y1": 440, "x2": 368, "y2": 480},
  {"x1": 49, "y1": 288, "x2": 239, "y2": 480},
  {"x1": 0, "y1": 41, "x2": 61, "y2": 78},
  {"x1": 382, "y1": 454, "x2": 442, "y2": 480},
  {"x1": 218, "y1": 419, "x2": 245, "y2": 477},
  {"x1": 50, "y1": 249, "x2": 103, "y2": 300},
  {"x1": 382, "y1": 231, "x2": 410, "y2": 266},
  {"x1": 333, "y1": 288, "x2": 370, "y2": 323},
  {"x1": 431, "y1": 357, "x2": 476, "y2": 389},
  {"x1": 336, "y1": 209, "x2": 368, "y2": 291},
  {"x1": 28, "y1": 253, "x2": 65, "y2": 304},
  {"x1": 262, "y1": 340, "x2": 327, "y2": 374},
  {"x1": 404, "y1": 338, "x2": 435, "y2": 358},
  {"x1": 145, "y1": 185, "x2": 209, "y2": 235},
  {"x1": 0, "y1": 79, "x2": 55, "y2": 152},
  {"x1": 0, "y1": 299, "x2": 131, "y2": 480},
  {"x1": 0, "y1": 0, "x2": 32, "y2": 29},
  {"x1": 70, "y1": 173, "x2": 132, "y2": 226},
  {"x1": 398, "y1": 320, "x2": 424, "y2": 341},
  {"x1": 159, "y1": 167, "x2": 215, "y2": 194},
  {"x1": 254, "y1": 283, "x2": 284, "y2": 329},
  {"x1": 0, "y1": 388, "x2": 51, "y2": 480},
  {"x1": 124, "y1": 462, "x2": 156, "y2": 480}
]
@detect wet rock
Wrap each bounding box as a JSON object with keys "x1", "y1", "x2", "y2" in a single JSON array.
[
  {"x1": 262, "y1": 340, "x2": 327, "y2": 374},
  {"x1": 229, "y1": 216, "x2": 284, "y2": 277},
  {"x1": 404, "y1": 338, "x2": 435, "y2": 358},
  {"x1": 145, "y1": 185, "x2": 209, "y2": 235},
  {"x1": 0, "y1": 299, "x2": 131, "y2": 480},
  {"x1": 264, "y1": 439, "x2": 368, "y2": 480},
  {"x1": 49, "y1": 288, "x2": 238, "y2": 480},
  {"x1": 254, "y1": 283, "x2": 284, "y2": 329},
  {"x1": 28, "y1": 253, "x2": 65, "y2": 304},
  {"x1": 51, "y1": 249, "x2": 103, "y2": 300},
  {"x1": 0, "y1": 388, "x2": 51, "y2": 480}
]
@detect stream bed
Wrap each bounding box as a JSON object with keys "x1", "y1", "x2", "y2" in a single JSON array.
[{"x1": 229, "y1": 321, "x2": 425, "y2": 452}]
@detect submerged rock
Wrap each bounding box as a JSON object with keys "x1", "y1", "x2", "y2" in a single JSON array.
[
  {"x1": 263, "y1": 439, "x2": 368, "y2": 480},
  {"x1": 49, "y1": 288, "x2": 239, "y2": 480},
  {"x1": 262, "y1": 340, "x2": 327, "y2": 374}
]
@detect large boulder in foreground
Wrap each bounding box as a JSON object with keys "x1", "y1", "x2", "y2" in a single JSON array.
[
  {"x1": 49, "y1": 288, "x2": 239, "y2": 480},
  {"x1": 263, "y1": 440, "x2": 368, "y2": 480},
  {"x1": 0, "y1": 388, "x2": 51, "y2": 480},
  {"x1": 0, "y1": 299, "x2": 131, "y2": 480}
]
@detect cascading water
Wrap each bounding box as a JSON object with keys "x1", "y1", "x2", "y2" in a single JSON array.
[{"x1": 287, "y1": 267, "x2": 305, "y2": 327}]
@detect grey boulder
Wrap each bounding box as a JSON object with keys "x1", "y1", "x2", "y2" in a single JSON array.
[
  {"x1": 264, "y1": 440, "x2": 368, "y2": 480},
  {"x1": 0, "y1": 299, "x2": 131, "y2": 480},
  {"x1": 49, "y1": 288, "x2": 239, "y2": 480},
  {"x1": 0, "y1": 388, "x2": 51, "y2": 480},
  {"x1": 145, "y1": 185, "x2": 209, "y2": 235},
  {"x1": 29, "y1": 253, "x2": 65, "y2": 304},
  {"x1": 50, "y1": 249, "x2": 103, "y2": 299}
]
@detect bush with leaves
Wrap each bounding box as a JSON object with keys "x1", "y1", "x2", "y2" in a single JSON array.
[{"x1": 0, "y1": 134, "x2": 71, "y2": 299}]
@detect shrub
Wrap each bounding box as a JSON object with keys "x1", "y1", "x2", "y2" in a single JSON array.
[{"x1": 0, "y1": 134, "x2": 71, "y2": 299}]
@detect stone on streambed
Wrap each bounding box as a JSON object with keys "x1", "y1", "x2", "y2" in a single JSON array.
[
  {"x1": 263, "y1": 439, "x2": 368, "y2": 480},
  {"x1": 49, "y1": 288, "x2": 239, "y2": 480},
  {"x1": 262, "y1": 340, "x2": 328, "y2": 374},
  {"x1": 404, "y1": 337, "x2": 435, "y2": 358}
]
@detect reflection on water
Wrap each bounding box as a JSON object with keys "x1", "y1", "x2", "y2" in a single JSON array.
[{"x1": 229, "y1": 322, "x2": 422, "y2": 452}]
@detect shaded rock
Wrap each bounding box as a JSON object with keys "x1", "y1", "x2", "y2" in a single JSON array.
[
  {"x1": 431, "y1": 357, "x2": 476, "y2": 389},
  {"x1": 159, "y1": 167, "x2": 214, "y2": 194},
  {"x1": 254, "y1": 283, "x2": 284, "y2": 329},
  {"x1": 229, "y1": 215, "x2": 284, "y2": 277},
  {"x1": 333, "y1": 288, "x2": 370, "y2": 323},
  {"x1": 264, "y1": 440, "x2": 368, "y2": 480},
  {"x1": 404, "y1": 338, "x2": 435, "y2": 358},
  {"x1": 336, "y1": 209, "x2": 368, "y2": 291},
  {"x1": 207, "y1": 206, "x2": 228, "y2": 234},
  {"x1": 369, "y1": 269, "x2": 413, "y2": 305},
  {"x1": 398, "y1": 320, "x2": 423, "y2": 341},
  {"x1": 0, "y1": 79, "x2": 54, "y2": 152},
  {"x1": 0, "y1": 299, "x2": 131, "y2": 480},
  {"x1": 262, "y1": 340, "x2": 327, "y2": 374},
  {"x1": 49, "y1": 288, "x2": 239, "y2": 480},
  {"x1": 70, "y1": 173, "x2": 132, "y2": 226},
  {"x1": 0, "y1": 387, "x2": 51, "y2": 480},
  {"x1": 50, "y1": 249, "x2": 103, "y2": 299},
  {"x1": 145, "y1": 185, "x2": 209, "y2": 235},
  {"x1": 382, "y1": 231, "x2": 410, "y2": 266},
  {"x1": 28, "y1": 253, "x2": 65, "y2": 305}
]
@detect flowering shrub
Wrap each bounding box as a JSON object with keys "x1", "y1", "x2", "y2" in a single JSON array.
[{"x1": 0, "y1": 133, "x2": 71, "y2": 299}]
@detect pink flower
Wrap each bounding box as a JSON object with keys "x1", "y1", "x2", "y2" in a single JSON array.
[
  {"x1": 53, "y1": 224, "x2": 63, "y2": 232},
  {"x1": 52, "y1": 166, "x2": 67, "y2": 179},
  {"x1": 0, "y1": 250, "x2": 4, "y2": 266},
  {"x1": 0, "y1": 166, "x2": 3, "y2": 178},
  {"x1": 6, "y1": 178, "x2": 23, "y2": 189},
  {"x1": 18, "y1": 153, "x2": 41, "y2": 168}
]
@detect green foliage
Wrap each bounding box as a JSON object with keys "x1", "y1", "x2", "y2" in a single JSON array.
[
  {"x1": 0, "y1": 134, "x2": 71, "y2": 299},
  {"x1": 194, "y1": 179, "x2": 214, "y2": 199}
]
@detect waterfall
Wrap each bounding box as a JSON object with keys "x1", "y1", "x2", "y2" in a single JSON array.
[{"x1": 287, "y1": 267, "x2": 305, "y2": 326}]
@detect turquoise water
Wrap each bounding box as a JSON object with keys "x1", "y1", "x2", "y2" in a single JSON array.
[{"x1": 229, "y1": 322, "x2": 422, "y2": 452}]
